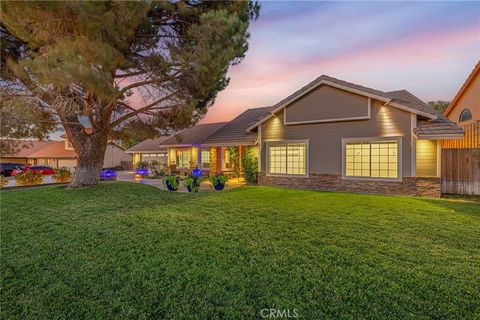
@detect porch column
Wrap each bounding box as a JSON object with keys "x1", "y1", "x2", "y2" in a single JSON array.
[{"x1": 209, "y1": 147, "x2": 217, "y2": 174}]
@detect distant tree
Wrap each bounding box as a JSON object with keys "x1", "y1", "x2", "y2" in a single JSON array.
[
  {"x1": 427, "y1": 101, "x2": 450, "y2": 114},
  {"x1": 0, "y1": 1, "x2": 259, "y2": 187}
]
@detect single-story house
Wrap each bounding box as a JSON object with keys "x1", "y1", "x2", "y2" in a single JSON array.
[
  {"x1": 1, "y1": 135, "x2": 131, "y2": 170},
  {"x1": 125, "y1": 136, "x2": 171, "y2": 167},
  {"x1": 129, "y1": 75, "x2": 464, "y2": 197}
]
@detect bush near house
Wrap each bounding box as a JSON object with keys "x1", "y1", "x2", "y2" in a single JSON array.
[
  {"x1": 0, "y1": 176, "x2": 8, "y2": 188},
  {"x1": 14, "y1": 170, "x2": 43, "y2": 186},
  {"x1": 52, "y1": 167, "x2": 73, "y2": 183},
  {"x1": 243, "y1": 147, "x2": 259, "y2": 184}
]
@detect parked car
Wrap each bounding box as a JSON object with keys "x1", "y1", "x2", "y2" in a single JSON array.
[
  {"x1": 11, "y1": 165, "x2": 56, "y2": 176},
  {"x1": 0, "y1": 163, "x2": 25, "y2": 177}
]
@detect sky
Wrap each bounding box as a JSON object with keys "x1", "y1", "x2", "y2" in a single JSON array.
[{"x1": 201, "y1": 0, "x2": 480, "y2": 124}]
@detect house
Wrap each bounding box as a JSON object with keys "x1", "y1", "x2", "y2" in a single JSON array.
[
  {"x1": 125, "y1": 136, "x2": 171, "y2": 167},
  {"x1": 0, "y1": 135, "x2": 131, "y2": 170},
  {"x1": 440, "y1": 61, "x2": 480, "y2": 194},
  {"x1": 129, "y1": 75, "x2": 464, "y2": 197}
]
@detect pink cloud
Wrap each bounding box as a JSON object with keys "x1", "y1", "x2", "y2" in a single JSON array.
[{"x1": 203, "y1": 24, "x2": 479, "y2": 123}]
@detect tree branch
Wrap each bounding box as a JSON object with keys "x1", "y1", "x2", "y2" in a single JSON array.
[{"x1": 110, "y1": 91, "x2": 178, "y2": 127}]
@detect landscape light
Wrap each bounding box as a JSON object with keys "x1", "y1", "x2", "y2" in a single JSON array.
[
  {"x1": 100, "y1": 169, "x2": 117, "y2": 181},
  {"x1": 135, "y1": 167, "x2": 149, "y2": 176},
  {"x1": 192, "y1": 168, "x2": 202, "y2": 178}
]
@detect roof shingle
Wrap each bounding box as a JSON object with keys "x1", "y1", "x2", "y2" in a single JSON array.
[
  {"x1": 202, "y1": 107, "x2": 274, "y2": 145},
  {"x1": 414, "y1": 116, "x2": 464, "y2": 137},
  {"x1": 126, "y1": 136, "x2": 170, "y2": 152},
  {"x1": 161, "y1": 122, "x2": 227, "y2": 146}
]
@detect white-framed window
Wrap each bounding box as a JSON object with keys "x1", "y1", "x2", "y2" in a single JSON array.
[
  {"x1": 342, "y1": 137, "x2": 401, "y2": 180},
  {"x1": 266, "y1": 140, "x2": 308, "y2": 176},
  {"x1": 201, "y1": 150, "x2": 210, "y2": 169}
]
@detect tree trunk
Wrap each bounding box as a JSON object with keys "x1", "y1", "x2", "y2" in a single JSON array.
[
  {"x1": 69, "y1": 152, "x2": 105, "y2": 188},
  {"x1": 67, "y1": 129, "x2": 109, "y2": 188}
]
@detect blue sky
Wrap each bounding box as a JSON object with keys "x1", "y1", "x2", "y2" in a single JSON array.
[{"x1": 204, "y1": 1, "x2": 480, "y2": 122}]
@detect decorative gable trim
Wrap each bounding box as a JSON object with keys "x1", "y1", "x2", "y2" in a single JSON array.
[{"x1": 246, "y1": 80, "x2": 436, "y2": 132}]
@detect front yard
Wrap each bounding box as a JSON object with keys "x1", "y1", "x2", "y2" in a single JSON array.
[{"x1": 1, "y1": 183, "x2": 479, "y2": 319}]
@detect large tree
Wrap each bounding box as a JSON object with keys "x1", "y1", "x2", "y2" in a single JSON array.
[{"x1": 0, "y1": 1, "x2": 259, "y2": 187}]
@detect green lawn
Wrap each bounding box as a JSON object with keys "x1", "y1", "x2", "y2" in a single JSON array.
[{"x1": 1, "y1": 183, "x2": 479, "y2": 319}]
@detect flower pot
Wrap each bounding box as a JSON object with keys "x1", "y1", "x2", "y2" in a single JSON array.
[
  {"x1": 214, "y1": 183, "x2": 225, "y2": 191},
  {"x1": 166, "y1": 180, "x2": 178, "y2": 191}
]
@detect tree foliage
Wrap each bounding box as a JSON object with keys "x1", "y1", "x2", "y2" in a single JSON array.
[
  {"x1": 427, "y1": 101, "x2": 450, "y2": 114},
  {"x1": 0, "y1": 1, "x2": 259, "y2": 186}
]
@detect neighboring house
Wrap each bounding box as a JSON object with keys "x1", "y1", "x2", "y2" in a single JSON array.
[
  {"x1": 0, "y1": 135, "x2": 131, "y2": 170},
  {"x1": 129, "y1": 75, "x2": 464, "y2": 197},
  {"x1": 441, "y1": 61, "x2": 480, "y2": 195},
  {"x1": 443, "y1": 60, "x2": 479, "y2": 147},
  {"x1": 125, "y1": 136, "x2": 170, "y2": 167}
]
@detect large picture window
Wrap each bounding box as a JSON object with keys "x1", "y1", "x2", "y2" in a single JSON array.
[
  {"x1": 344, "y1": 139, "x2": 399, "y2": 179},
  {"x1": 267, "y1": 141, "x2": 307, "y2": 175}
]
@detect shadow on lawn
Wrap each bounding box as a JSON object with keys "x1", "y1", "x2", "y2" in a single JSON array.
[{"x1": 417, "y1": 195, "x2": 480, "y2": 218}]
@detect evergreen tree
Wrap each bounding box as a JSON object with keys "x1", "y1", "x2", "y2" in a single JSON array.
[{"x1": 0, "y1": 1, "x2": 259, "y2": 187}]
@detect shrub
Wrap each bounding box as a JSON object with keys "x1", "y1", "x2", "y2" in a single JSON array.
[
  {"x1": 210, "y1": 173, "x2": 228, "y2": 187},
  {"x1": 15, "y1": 171, "x2": 44, "y2": 186},
  {"x1": 183, "y1": 176, "x2": 201, "y2": 192},
  {"x1": 242, "y1": 147, "x2": 258, "y2": 184},
  {"x1": 52, "y1": 167, "x2": 73, "y2": 183},
  {"x1": 163, "y1": 175, "x2": 179, "y2": 191},
  {"x1": 0, "y1": 176, "x2": 8, "y2": 188}
]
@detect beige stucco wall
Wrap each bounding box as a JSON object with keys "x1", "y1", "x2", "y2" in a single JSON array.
[
  {"x1": 260, "y1": 96, "x2": 413, "y2": 177},
  {"x1": 285, "y1": 85, "x2": 369, "y2": 123},
  {"x1": 447, "y1": 71, "x2": 480, "y2": 124},
  {"x1": 103, "y1": 145, "x2": 131, "y2": 168},
  {"x1": 416, "y1": 140, "x2": 438, "y2": 177}
]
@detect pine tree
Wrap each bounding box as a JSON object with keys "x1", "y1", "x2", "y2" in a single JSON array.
[{"x1": 0, "y1": 1, "x2": 259, "y2": 187}]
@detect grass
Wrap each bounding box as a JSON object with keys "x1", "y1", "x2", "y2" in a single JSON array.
[{"x1": 1, "y1": 182, "x2": 479, "y2": 319}]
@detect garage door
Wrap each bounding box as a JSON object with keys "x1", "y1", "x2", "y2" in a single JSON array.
[{"x1": 57, "y1": 159, "x2": 77, "y2": 170}]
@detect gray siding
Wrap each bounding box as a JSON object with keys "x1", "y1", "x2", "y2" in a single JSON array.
[
  {"x1": 285, "y1": 85, "x2": 369, "y2": 123},
  {"x1": 260, "y1": 98, "x2": 413, "y2": 177}
]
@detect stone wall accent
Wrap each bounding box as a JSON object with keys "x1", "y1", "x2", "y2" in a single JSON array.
[
  {"x1": 209, "y1": 147, "x2": 218, "y2": 174},
  {"x1": 258, "y1": 173, "x2": 441, "y2": 198}
]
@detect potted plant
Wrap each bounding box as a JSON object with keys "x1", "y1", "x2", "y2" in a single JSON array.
[
  {"x1": 210, "y1": 173, "x2": 228, "y2": 191},
  {"x1": 163, "y1": 175, "x2": 179, "y2": 191},
  {"x1": 183, "y1": 176, "x2": 201, "y2": 193}
]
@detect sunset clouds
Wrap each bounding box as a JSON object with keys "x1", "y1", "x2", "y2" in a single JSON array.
[{"x1": 204, "y1": 1, "x2": 480, "y2": 123}]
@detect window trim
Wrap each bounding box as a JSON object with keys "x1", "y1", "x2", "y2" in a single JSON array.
[
  {"x1": 459, "y1": 108, "x2": 473, "y2": 123},
  {"x1": 265, "y1": 139, "x2": 309, "y2": 177},
  {"x1": 341, "y1": 136, "x2": 403, "y2": 182}
]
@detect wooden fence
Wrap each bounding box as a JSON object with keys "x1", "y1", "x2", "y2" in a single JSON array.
[
  {"x1": 441, "y1": 148, "x2": 480, "y2": 195},
  {"x1": 441, "y1": 121, "x2": 479, "y2": 149}
]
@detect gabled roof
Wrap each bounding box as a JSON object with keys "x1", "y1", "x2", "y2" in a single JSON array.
[
  {"x1": 160, "y1": 122, "x2": 228, "y2": 147},
  {"x1": 246, "y1": 75, "x2": 437, "y2": 132},
  {"x1": 126, "y1": 136, "x2": 170, "y2": 153},
  {"x1": 0, "y1": 140, "x2": 53, "y2": 158},
  {"x1": 28, "y1": 141, "x2": 77, "y2": 158},
  {"x1": 444, "y1": 60, "x2": 480, "y2": 117},
  {"x1": 414, "y1": 116, "x2": 464, "y2": 139},
  {"x1": 202, "y1": 107, "x2": 275, "y2": 146}
]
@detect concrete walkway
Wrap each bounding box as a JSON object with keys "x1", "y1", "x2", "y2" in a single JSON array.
[{"x1": 116, "y1": 171, "x2": 245, "y2": 192}]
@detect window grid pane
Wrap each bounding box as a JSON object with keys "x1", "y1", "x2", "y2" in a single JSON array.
[
  {"x1": 268, "y1": 143, "x2": 306, "y2": 175},
  {"x1": 201, "y1": 150, "x2": 210, "y2": 168},
  {"x1": 345, "y1": 141, "x2": 398, "y2": 179}
]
